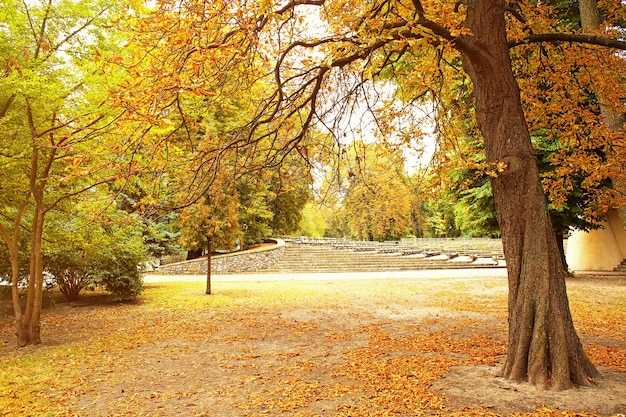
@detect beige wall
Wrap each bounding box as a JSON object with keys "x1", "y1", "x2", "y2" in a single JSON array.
[{"x1": 566, "y1": 209, "x2": 626, "y2": 271}]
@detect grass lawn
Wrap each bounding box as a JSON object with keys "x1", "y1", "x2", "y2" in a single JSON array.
[{"x1": 1, "y1": 274, "x2": 625, "y2": 417}]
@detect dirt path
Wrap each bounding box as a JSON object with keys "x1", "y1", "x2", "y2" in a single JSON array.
[
  {"x1": 1, "y1": 274, "x2": 625, "y2": 416},
  {"x1": 143, "y1": 268, "x2": 509, "y2": 282}
]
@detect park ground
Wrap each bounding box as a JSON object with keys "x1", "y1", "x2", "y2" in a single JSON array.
[{"x1": 0, "y1": 271, "x2": 625, "y2": 417}]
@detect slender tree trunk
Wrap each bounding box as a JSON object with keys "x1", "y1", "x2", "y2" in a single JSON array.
[
  {"x1": 461, "y1": 0, "x2": 599, "y2": 389},
  {"x1": 206, "y1": 238, "x2": 212, "y2": 295},
  {"x1": 0, "y1": 217, "x2": 28, "y2": 346},
  {"x1": 0, "y1": 97, "x2": 26, "y2": 345},
  {"x1": 7, "y1": 239, "x2": 26, "y2": 344},
  {"x1": 24, "y1": 206, "x2": 45, "y2": 344},
  {"x1": 22, "y1": 185, "x2": 46, "y2": 345},
  {"x1": 17, "y1": 128, "x2": 55, "y2": 346},
  {"x1": 554, "y1": 228, "x2": 568, "y2": 273}
]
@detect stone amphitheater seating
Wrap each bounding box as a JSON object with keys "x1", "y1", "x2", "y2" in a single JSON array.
[{"x1": 263, "y1": 238, "x2": 506, "y2": 273}]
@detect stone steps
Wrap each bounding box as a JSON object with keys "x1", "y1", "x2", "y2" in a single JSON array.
[
  {"x1": 614, "y1": 259, "x2": 626, "y2": 272},
  {"x1": 263, "y1": 244, "x2": 505, "y2": 274}
]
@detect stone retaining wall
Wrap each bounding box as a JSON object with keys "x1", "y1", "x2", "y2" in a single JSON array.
[{"x1": 158, "y1": 239, "x2": 285, "y2": 275}]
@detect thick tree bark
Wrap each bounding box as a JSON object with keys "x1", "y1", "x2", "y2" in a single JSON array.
[{"x1": 461, "y1": 0, "x2": 600, "y2": 389}]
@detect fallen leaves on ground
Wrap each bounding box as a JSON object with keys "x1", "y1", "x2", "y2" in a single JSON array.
[{"x1": 0, "y1": 276, "x2": 624, "y2": 417}]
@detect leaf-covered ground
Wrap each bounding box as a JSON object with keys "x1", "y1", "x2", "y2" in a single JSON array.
[{"x1": 0, "y1": 274, "x2": 625, "y2": 417}]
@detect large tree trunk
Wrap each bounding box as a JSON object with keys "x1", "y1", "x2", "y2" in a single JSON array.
[{"x1": 461, "y1": 0, "x2": 600, "y2": 389}]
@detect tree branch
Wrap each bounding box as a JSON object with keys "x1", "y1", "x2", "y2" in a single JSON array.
[
  {"x1": 46, "y1": 6, "x2": 112, "y2": 61},
  {"x1": 32, "y1": 0, "x2": 53, "y2": 60},
  {"x1": 275, "y1": 0, "x2": 326, "y2": 15},
  {"x1": 510, "y1": 33, "x2": 626, "y2": 50},
  {"x1": 412, "y1": 0, "x2": 426, "y2": 18},
  {"x1": 0, "y1": 95, "x2": 15, "y2": 119}
]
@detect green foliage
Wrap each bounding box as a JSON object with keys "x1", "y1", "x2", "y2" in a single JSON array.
[
  {"x1": 143, "y1": 214, "x2": 181, "y2": 260},
  {"x1": 44, "y1": 201, "x2": 147, "y2": 301},
  {"x1": 431, "y1": 128, "x2": 611, "y2": 241},
  {"x1": 92, "y1": 255, "x2": 144, "y2": 301},
  {"x1": 453, "y1": 181, "x2": 500, "y2": 238},
  {"x1": 433, "y1": 140, "x2": 500, "y2": 238},
  {"x1": 236, "y1": 178, "x2": 274, "y2": 246},
  {"x1": 44, "y1": 242, "x2": 94, "y2": 302},
  {"x1": 116, "y1": 191, "x2": 181, "y2": 260},
  {"x1": 177, "y1": 169, "x2": 312, "y2": 251},
  {"x1": 0, "y1": 0, "x2": 142, "y2": 345},
  {"x1": 268, "y1": 185, "x2": 311, "y2": 236},
  {"x1": 297, "y1": 203, "x2": 328, "y2": 237},
  {"x1": 342, "y1": 143, "x2": 412, "y2": 241},
  {"x1": 532, "y1": 133, "x2": 609, "y2": 232},
  {"x1": 91, "y1": 216, "x2": 147, "y2": 300},
  {"x1": 322, "y1": 207, "x2": 351, "y2": 238},
  {"x1": 422, "y1": 198, "x2": 460, "y2": 238}
]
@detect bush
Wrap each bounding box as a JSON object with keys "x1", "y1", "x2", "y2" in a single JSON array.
[
  {"x1": 45, "y1": 251, "x2": 93, "y2": 302},
  {"x1": 91, "y1": 225, "x2": 147, "y2": 301},
  {"x1": 93, "y1": 251, "x2": 144, "y2": 300},
  {"x1": 46, "y1": 240, "x2": 145, "y2": 302},
  {"x1": 44, "y1": 211, "x2": 148, "y2": 301}
]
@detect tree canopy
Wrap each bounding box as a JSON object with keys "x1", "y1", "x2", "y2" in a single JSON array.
[
  {"x1": 2, "y1": 0, "x2": 625, "y2": 392},
  {"x1": 0, "y1": 0, "x2": 146, "y2": 345}
]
